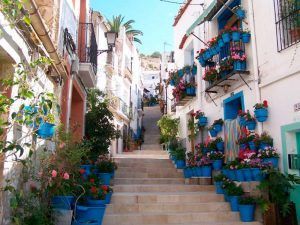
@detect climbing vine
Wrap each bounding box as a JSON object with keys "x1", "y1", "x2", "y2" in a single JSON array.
[{"x1": 0, "y1": 0, "x2": 31, "y2": 26}]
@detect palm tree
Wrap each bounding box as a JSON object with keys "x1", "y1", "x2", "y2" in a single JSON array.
[{"x1": 107, "y1": 15, "x2": 143, "y2": 44}]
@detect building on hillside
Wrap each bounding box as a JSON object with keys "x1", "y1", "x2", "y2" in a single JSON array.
[
  {"x1": 91, "y1": 13, "x2": 143, "y2": 155},
  {"x1": 169, "y1": 0, "x2": 300, "y2": 219}
]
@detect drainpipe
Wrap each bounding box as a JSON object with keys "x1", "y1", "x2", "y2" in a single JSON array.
[
  {"x1": 247, "y1": 0, "x2": 262, "y2": 134},
  {"x1": 23, "y1": 0, "x2": 67, "y2": 78}
]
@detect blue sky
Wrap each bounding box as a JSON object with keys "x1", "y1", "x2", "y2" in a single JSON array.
[{"x1": 90, "y1": 0, "x2": 180, "y2": 55}]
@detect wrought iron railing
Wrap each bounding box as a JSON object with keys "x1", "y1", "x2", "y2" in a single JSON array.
[
  {"x1": 273, "y1": 0, "x2": 300, "y2": 51},
  {"x1": 78, "y1": 23, "x2": 98, "y2": 74}
]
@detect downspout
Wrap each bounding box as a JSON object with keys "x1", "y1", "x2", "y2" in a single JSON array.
[
  {"x1": 247, "y1": 0, "x2": 262, "y2": 134},
  {"x1": 23, "y1": 0, "x2": 67, "y2": 78}
]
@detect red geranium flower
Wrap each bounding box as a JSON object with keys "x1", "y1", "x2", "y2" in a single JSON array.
[
  {"x1": 89, "y1": 178, "x2": 95, "y2": 183},
  {"x1": 102, "y1": 185, "x2": 108, "y2": 192},
  {"x1": 90, "y1": 186, "x2": 98, "y2": 194},
  {"x1": 79, "y1": 169, "x2": 85, "y2": 174},
  {"x1": 263, "y1": 100, "x2": 268, "y2": 108}
]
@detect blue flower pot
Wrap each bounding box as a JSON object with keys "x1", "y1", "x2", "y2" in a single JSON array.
[
  {"x1": 232, "y1": 31, "x2": 241, "y2": 41},
  {"x1": 230, "y1": 196, "x2": 240, "y2": 212},
  {"x1": 110, "y1": 170, "x2": 115, "y2": 178},
  {"x1": 203, "y1": 51, "x2": 210, "y2": 60},
  {"x1": 176, "y1": 160, "x2": 186, "y2": 169},
  {"x1": 236, "y1": 8, "x2": 246, "y2": 19},
  {"x1": 184, "y1": 167, "x2": 192, "y2": 178},
  {"x1": 178, "y1": 69, "x2": 184, "y2": 77},
  {"x1": 216, "y1": 141, "x2": 224, "y2": 151},
  {"x1": 51, "y1": 196, "x2": 74, "y2": 210},
  {"x1": 105, "y1": 192, "x2": 113, "y2": 204},
  {"x1": 222, "y1": 169, "x2": 229, "y2": 177},
  {"x1": 191, "y1": 167, "x2": 197, "y2": 177},
  {"x1": 239, "y1": 143, "x2": 247, "y2": 150},
  {"x1": 251, "y1": 168, "x2": 264, "y2": 181},
  {"x1": 224, "y1": 194, "x2": 231, "y2": 202},
  {"x1": 218, "y1": 38, "x2": 225, "y2": 48},
  {"x1": 98, "y1": 173, "x2": 111, "y2": 185},
  {"x1": 202, "y1": 166, "x2": 212, "y2": 177},
  {"x1": 213, "y1": 124, "x2": 222, "y2": 132},
  {"x1": 259, "y1": 142, "x2": 271, "y2": 150},
  {"x1": 215, "y1": 181, "x2": 224, "y2": 194},
  {"x1": 195, "y1": 166, "x2": 203, "y2": 177},
  {"x1": 254, "y1": 108, "x2": 268, "y2": 122},
  {"x1": 37, "y1": 122, "x2": 55, "y2": 139},
  {"x1": 242, "y1": 33, "x2": 251, "y2": 43},
  {"x1": 227, "y1": 170, "x2": 236, "y2": 180},
  {"x1": 212, "y1": 160, "x2": 223, "y2": 170},
  {"x1": 170, "y1": 79, "x2": 175, "y2": 86},
  {"x1": 235, "y1": 169, "x2": 245, "y2": 181},
  {"x1": 192, "y1": 66, "x2": 197, "y2": 75},
  {"x1": 239, "y1": 116, "x2": 246, "y2": 127},
  {"x1": 87, "y1": 198, "x2": 106, "y2": 206},
  {"x1": 198, "y1": 116, "x2": 208, "y2": 127},
  {"x1": 234, "y1": 61, "x2": 247, "y2": 71},
  {"x1": 74, "y1": 205, "x2": 106, "y2": 225},
  {"x1": 239, "y1": 204, "x2": 255, "y2": 222},
  {"x1": 242, "y1": 168, "x2": 252, "y2": 181},
  {"x1": 263, "y1": 157, "x2": 279, "y2": 168},
  {"x1": 222, "y1": 32, "x2": 231, "y2": 43},
  {"x1": 198, "y1": 56, "x2": 206, "y2": 67},
  {"x1": 215, "y1": 45, "x2": 221, "y2": 53},
  {"x1": 246, "y1": 120, "x2": 256, "y2": 130},
  {"x1": 248, "y1": 141, "x2": 256, "y2": 151},
  {"x1": 209, "y1": 129, "x2": 218, "y2": 137},
  {"x1": 186, "y1": 87, "x2": 196, "y2": 96},
  {"x1": 80, "y1": 165, "x2": 93, "y2": 177}
]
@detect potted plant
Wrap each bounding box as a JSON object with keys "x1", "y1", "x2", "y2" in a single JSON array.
[
  {"x1": 257, "y1": 147, "x2": 280, "y2": 168},
  {"x1": 104, "y1": 186, "x2": 113, "y2": 204},
  {"x1": 213, "y1": 118, "x2": 224, "y2": 132},
  {"x1": 208, "y1": 126, "x2": 218, "y2": 138},
  {"x1": 95, "y1": 156, "x2": 115, "y2": 185},
  {"x1": 254, "y1": 100, "x2": 269, "y2": 122},
  {"x1": 221, "y1": 26, "x2": 232, "y2": 43},
  {"x1": 227, "y1": 160, "x2": 239, "y2": 180},
  {"x1": 213, "y1": 173, "x2": 226, "y2": 194},
  {"x1": 235, "y1": 162, "x2": 245, "y2": 182},
  {"x1": 217, "y1": 35, "x2": 225, "y2": 48},
  {"x1": 214, "y1": 137, "x2": 224, "y2": 151},
  {"x1": 238, "y1": 110, "x2": 247, "y2": 127},
  {"x1": 194, "y1": 110, "x2": 208, "y2": 127},
  {"x1": 183, "y1": 65, "x2": 191, "y2": 74},
  {"x1": 192, "y1": 65, "x2": 197, "y2": 75},
  {"x1": 227, "y1": 185, "x2": 244, "y2": 212},
  {"x1": 203, "y1": 67, "x2": 218, "y2": 84},
  {"x1": 174, "y1": 147, "x2": 186, "y2": 169},
  {"x1": 185, "y1": 82, "x2": 196, "y2": 96},
  {"x1": 242, "y1": 29, "x2": 251, "y2": 43},
  {"x1": 201, "y1": 156, "x2": 212, "y2": 177},
  {"x1": 178, "y1": 69, "x2": 184, "y2": 77},
  {"x1": 231, "y1": 26, "x2": 242, "y2": 41},
  {"x1": 36, "y1": 113, "x2": 56, "y2": 139},
  {"x1": 240, "y1": 160, "x2": 252, "y2": 182},
  {"x1": 245, "y1": 110, "x2": 256, "y2": 130},
  {"x1": 233, "y1": 5, "x2": 246, "y2": 19},
  {"x1": 222, "y1": 178, "x2": 236, "y2": 202},
  {"x1": 231, "y1": 46, "x2": 247, "y2": 71},
  {"x1": 197, "y1": 49, "x2": 207, "y2": 67},
  {"x1": 239, "y1": 196, "x2": 256, "y2": 222},
  {"x1": 207, "y1": 151, "x2": 224, "y2": 170},
  {"x1": 237, "y1": 130, "x2": 249, "y2": 150},
  {"x1": 219, "y1": 57, "x2": 233, "y2": 78},
  {"x1": 86, "y1": 185, "x2": 107, "y2": 206},
  {"x1": 258, "y1": 132, "x2": 273, "y2": 149}
]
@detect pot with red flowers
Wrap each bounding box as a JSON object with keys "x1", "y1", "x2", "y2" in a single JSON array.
[{"x1": 254, "y1": 100, "x2": 269, "y2": 122}]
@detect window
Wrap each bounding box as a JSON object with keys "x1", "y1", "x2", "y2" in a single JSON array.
[
  {"x1": 224, "y1": 92, "x2": 244, "y2": 120},
  {"x1": 274, "y1": 0, "x2": 300, "y2": 51}
]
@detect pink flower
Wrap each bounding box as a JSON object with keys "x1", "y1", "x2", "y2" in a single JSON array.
[
  {"x1": 51, "y1": 170, "x2": 57, "y2": 178},
  {"x1": 63, "y1": 172, "x2": 70, "y2": 180},
  {"x1": 59, "y1": 142, "x2": 66, "y2": 149}
]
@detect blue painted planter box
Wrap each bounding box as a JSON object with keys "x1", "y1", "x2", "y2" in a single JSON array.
[
  {"x1": 198, "y1": 116, "x2": 208, "y2": 127},
  {"x1": 254, "y1": 108, "x2": 268, "y2": 122}
]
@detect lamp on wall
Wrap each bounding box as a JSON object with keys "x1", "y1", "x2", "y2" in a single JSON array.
[{"x1": 97, "y1": 31, "x2": 118, "y2": 55}]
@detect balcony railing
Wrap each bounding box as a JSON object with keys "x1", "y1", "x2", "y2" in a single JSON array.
[
  {"x1": 120, "y1": 100, "x2": 130, "y2": 117},
  {"x1": 108, "y1": 93, "x2": 130, "y2": 119},
  {"x1": 78, "y1": 23, "x2": 98, "y2": 74}
]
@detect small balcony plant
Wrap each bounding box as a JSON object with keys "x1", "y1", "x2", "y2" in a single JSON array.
[
  {"x1": 254, "y1": 100, "x2": 269, "y2": 122},
  {"x1": 213, "y1": 118, "x2": 224, "y2": 132},
  {"x1": 203, "y1": 67, "x2": 218, "y2": 84},
  {"x1": 194, "y1": 110, "x2": 207, "y2": 127}
]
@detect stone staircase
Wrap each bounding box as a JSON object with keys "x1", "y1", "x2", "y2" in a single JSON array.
[{"x1": 103, "y1": 106, "x2": 261, "y2": 225}]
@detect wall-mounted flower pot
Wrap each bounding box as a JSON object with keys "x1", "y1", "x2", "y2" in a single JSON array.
[
  {"x1": 209, "y1": 129, "x2": 218, "y2": 137},
  {"x1": 215, "y1": 45, "x2": 221, "y2": 53},
  {"x1": 202, "y1": 165, "x2": 212, "y2": 177},
  {"x1": 235, "y1": 169, "x2": 245, "y2": 181},
  {"x1": 212, "y1": 160, "x2": 223, "y2": 170},
  {"x1": 248, "y1": 141, "x2": 256, "y2": 151},
  {"x1": 233, "y1": 60, "x2": 247, "y2": 71},
  {"x1": 203, "y1": 51, "x2": 210, "y2": 60},
  {"x1": 254, "y1": 108, "x2": 268, "y2": 122},
  {"x1": 236, "y1": 8, "x2": 246, "y2": 19},
  {"x1": 170, "y1": 79, "x2": 175, "y2": 86},
  {"x1": 198, "y1": 56, "x2": 206, "y2": 67},
  {"x1": 36, "y1": 121, "x2": 55, "y2": 139},
  {"x1": 186, "y1": 87, "x2": 196, "y2": 96},
  {"x1": 213, "y1": 124, "x2": 223, "y2": 132},
  {"x1": 230, "y1": 196, "x2": 240, "y2": 212},
  {"x1": 242, "y1": 33, "x2": 251, "y2": 43},
  {"x1": 218, "y1": 38, "x2": 225, "y2": 48},
  {"x1": 178, "y1": 69, "x2": 184, "y2": 77},
  {"x1": 232, "y1": 31, "x2": 241, "y2": 41},
  {"x1": 192, "y1": 66, "x2": 197, "y2": 75},
  {"x1": 198, "y1": 116, "x2": 208, "y2": 127},
  {"x1": 263, "y1": 157, "x2": 279, "y2": 168},
  {"x1": 184, "y1": 67, "x2": 190, "y2": 74},
  {"x1": 222, "y1": 32, "x2": 231, "y2": 43},
  {"x1": 239, "y1": 204, "x2": 255, "y2": 222},
  {"x1": 239, "y1": 116, "x2": 246, "y2": 127},
  {"x1": 246, "y1": 120, "x2": 256, "y2": 130},
  {"x1": 214, "y1": 181, "x2": 224, "y2": 194},
  {"x1": 216, "y1": 141, "x2": 224, "y2": 151}
]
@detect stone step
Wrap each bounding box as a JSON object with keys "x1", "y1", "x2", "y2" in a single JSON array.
[
  {"x1": 106, "y1": 202, "x2": 230, "y2": 214},
  {"x1": 111, "y1": 192, "x2": 224, "y2": 204},
  {"x1": 102, "y1": 211, "x2": 241, "y2": 225},
  {"x1": 114, "y1": 158, "x2": 171, "y2": 164},
  {"x1": 116, "y1": 162, "x2": 174, "y2": 168},
  {"x1": 113, "y1": 178, "x2": 185, "y2": 185},
  {"x1": 116, "y1": 166, "x2": 179, "y2": 174},
  {"x1": 113, "y1": 184, "x2": 215, "y2": 192},
  {"x1": 115, "y1": 171, "x2": 182, "y2": 178}
]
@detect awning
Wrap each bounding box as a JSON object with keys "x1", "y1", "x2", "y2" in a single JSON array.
[{"x1": 186, "y1": 0, "x2": 230, "y2": 36}]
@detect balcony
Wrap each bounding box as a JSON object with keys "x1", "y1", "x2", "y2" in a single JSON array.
[
  {"x1": 78, "y1": 23, "x2": 98, "y2": 88},
  {"x1": 108, "y1": 93, "x2": 130, "y2": 120}
]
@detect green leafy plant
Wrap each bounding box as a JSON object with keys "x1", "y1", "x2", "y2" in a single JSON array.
[
  {"x1": 95, "y1": 155, "x2": 116, "y2": 173},
  {"x1": 213, "y1": 118, "x2": 224, "y2": 125},
  {"x1": 259, "y1": 132, "x2": 273, "y2": 146},
  {"x1": 173, "y1": 147, "x2": 186, "y2": 161},
  {"x1": 239, "y1": 196, "x2": 256, "y2": 205},
  {"x1": 226, "y1": 185, "x2": 244, "y2": 196},
  {"x1": 213, "y1": 173, "x2": 226, "y2": 182},
  {"x1": 157, "y1": 115, "x2": 180, "y2": 142}
]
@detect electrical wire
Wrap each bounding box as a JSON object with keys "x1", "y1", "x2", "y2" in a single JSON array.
[{"x1": 159, "y1": 0, "x2": 204, "y2": 6}]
